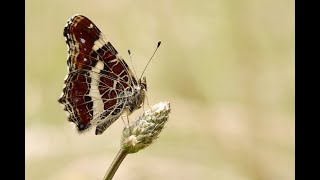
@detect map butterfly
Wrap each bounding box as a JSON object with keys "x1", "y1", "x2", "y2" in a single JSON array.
[{"x1": 58, "y1": 14, "x2": 160, "y2": 135}]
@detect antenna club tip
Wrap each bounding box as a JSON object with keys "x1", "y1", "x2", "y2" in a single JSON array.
[
  {"x1": 128, "y1": 49, "x2": 131, "y2": 55},
  {"x1": 157, "y1": 41, "x2": 161, "y2": 48}
]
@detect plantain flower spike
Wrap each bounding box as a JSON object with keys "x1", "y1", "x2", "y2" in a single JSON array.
[{"x1": 121, "y1": 102, "x2": 171, "y2": 154}]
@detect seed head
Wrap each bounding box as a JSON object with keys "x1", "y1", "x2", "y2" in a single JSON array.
[{"x1": 121, "y1": 102, "x2": 171, "y2": 153}]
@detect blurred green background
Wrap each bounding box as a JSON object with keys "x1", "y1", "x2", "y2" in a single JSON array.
[{"x1": 26, "y1": 0, "x2": 294, "y2": 179}]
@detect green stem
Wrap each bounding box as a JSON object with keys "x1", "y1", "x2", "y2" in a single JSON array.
[{"x1": 103, "y1": 149, "x2": 128, "y2": 180}]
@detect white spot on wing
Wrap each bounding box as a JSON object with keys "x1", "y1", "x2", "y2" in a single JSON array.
[
  {"x1": 95, "y1": 61, "x2": 104, "y2": 71},
  {"x1": 65, "y1": 111, "x2": 70, "y2": 118},
  {"x1": 109, "y1": 58, "x2": 118, "y2": 63},
  {"x1": 93, "y1": 35, "x2": 105, "y2": 51},
  {"x1": 80, "y1": 38, "x2": 85, "y2": 44},
  {"x1": 59, "y1": 92, "x2": 64, "y2": 98}
]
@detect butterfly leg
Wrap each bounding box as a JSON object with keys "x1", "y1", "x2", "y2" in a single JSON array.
[
  {"x1": 144, "y1": 94, "x2": 153, "y2": 113},
  {"x1": 143, "y1": 95, "x2": 152, "y2": 112},
  {"x1": 126, "y1": 114, "x2": 130, "y2": 126},
  {"x1": 120, "y1": 115, "x2": 130, "y2": 128}
]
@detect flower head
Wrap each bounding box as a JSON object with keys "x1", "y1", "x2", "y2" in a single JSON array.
[{"x1": 121, "y1": 102, "x2": 171, "y2": 153}]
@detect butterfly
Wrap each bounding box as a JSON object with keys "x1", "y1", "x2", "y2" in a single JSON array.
[{"x1": 58, "y1": 14, "x2": 160, "y2": 135}]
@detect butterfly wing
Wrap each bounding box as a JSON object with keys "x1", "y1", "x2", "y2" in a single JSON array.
[{"x1": 58, "y1": 15, "x2": 138, "y2": 134}]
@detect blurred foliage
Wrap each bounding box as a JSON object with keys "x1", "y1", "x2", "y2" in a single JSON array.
[{"x1": 26, "y1": 0, "x2": 294, "y2": 180}]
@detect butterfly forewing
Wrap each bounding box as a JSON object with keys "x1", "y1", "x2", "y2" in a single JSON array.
[{"x1": 59, "y1": 15, "x2": 140, "y2": 134}]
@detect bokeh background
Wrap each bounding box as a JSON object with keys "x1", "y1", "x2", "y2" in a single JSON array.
[{"x1": 26, "y1": 0, "x2": 294, "y2": 179}]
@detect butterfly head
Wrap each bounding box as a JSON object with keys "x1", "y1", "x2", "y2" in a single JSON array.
[{"x1": 139, "y1": 76, "x2": 147, "y2": 91}]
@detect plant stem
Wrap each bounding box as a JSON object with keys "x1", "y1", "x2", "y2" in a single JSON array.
[{"x1": 103, "y1": 149, "x2": 128, "y2": 180}]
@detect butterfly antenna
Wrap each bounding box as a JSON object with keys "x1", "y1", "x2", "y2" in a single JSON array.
[
  {"x1": 128, "y1": 49, "x2": 138, "y2": 78},
  {"x1": 140, "y1": 41, "x2": 161, "y2": 80}
]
